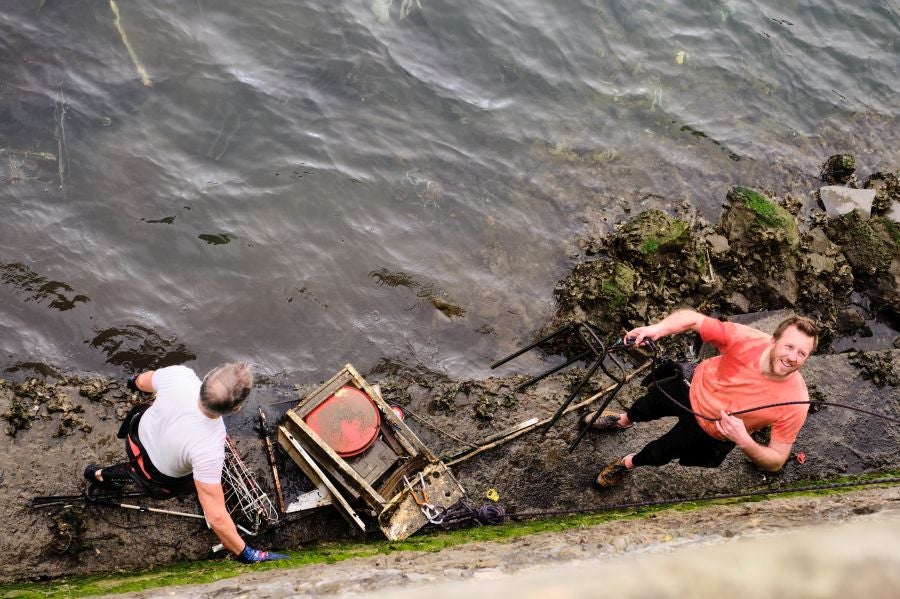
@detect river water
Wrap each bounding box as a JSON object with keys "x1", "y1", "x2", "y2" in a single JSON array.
[{"x1": 1, "y1": 0, "x2": 898, "y2": 382}]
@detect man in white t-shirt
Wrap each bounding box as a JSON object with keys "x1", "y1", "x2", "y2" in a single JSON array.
[{"x1": 83, "y1": 362, "x2": 286, "y2": 564}]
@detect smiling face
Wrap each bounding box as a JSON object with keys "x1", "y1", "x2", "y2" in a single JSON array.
[{"x1": 767, "y1": 325, "x2": 816, "y2": 378}]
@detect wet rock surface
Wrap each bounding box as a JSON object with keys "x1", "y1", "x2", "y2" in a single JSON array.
[
  {"x1": 552, "y1": 159, "x2": 899, "y2": 350},
  {"x1": 0, "y1": 155, "x2": 898, "y2": 589}
]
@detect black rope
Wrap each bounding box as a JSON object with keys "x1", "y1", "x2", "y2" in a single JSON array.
[
  {"x1": 509, "y1": 476, "x2": 900, "y2": 520},
  {"x1": 89, "y1": 501, "x2": 157, "y2": 532},
  {"x1": 400, "y1": 404, "x2": 479, "y2": 449},
  {"x1": 432, "y1": 499, "x2": 507, "y2": 527}
]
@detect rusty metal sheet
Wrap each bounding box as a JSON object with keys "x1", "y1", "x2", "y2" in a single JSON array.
[{"x1": 378, "y1": 462, "x2": 466, "y2": 541}]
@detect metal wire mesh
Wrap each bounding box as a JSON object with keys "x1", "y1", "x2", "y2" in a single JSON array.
[{"x1": 221, "y1": 436, "x2": 279, "y2": 534}]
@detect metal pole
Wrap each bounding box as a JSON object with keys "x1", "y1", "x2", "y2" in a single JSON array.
[
  {"x1": 490, "y1": 323, "x2": 576, "y2": 369},
  {"x1": 514, "y1": 350, "x2": 591, "y2": 391},
  {"x1": 259, "y1": 407, "x2": 286, "y2": 514},
  {"x1": 541, "y1": 355, "x2": 606, "y2": 434},
  {"x1": 445, "y1": 362, "x2": 649, "y2": 466}
]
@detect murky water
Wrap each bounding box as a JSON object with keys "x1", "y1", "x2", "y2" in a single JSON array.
[{"x1": 1, "y1": 0, "x2": 898, "y2": 382}]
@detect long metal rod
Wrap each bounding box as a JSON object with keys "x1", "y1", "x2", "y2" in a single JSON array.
[
  {"x1": 540, "y1": 355, "x2": 606, "y2": 434},
  {"x1": 490, "y1": 323, "x2": 576, "y2": 369},
  {"x1": 259, "y1": 408, "x2": 286, "y2": 514},
  {"x1": 440, "y1": 417, "x2": 539, "y2": 463},
  {"x1": 446, "y1": 362, "x2": 649, "y2": 466},
  {"x1": 112, "y1": 501, "x2": 207, "y2": 520},
  {"x1": 575, "y1": 325, "x2": 604, "y2": 356},
  {"x1": 29, "y1": 490, "x2": 146, "y2": 508},
  {"x1": 515, "y1": 350, "x2": 591, "y2": 391},
  {"x1": 29, "y1": 491, "x2": 208, "y2": 522},
  {"x1": 567, "y1": 377, "x2": 627, "y2": 452}
]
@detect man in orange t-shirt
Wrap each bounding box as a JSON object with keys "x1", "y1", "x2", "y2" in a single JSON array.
[{"x1": 587, "y1": 309, "x2": 819, "y2": 489}]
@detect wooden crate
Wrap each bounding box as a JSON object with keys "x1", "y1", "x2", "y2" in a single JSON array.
[{"x1": 276, "y1": 364, "x2": 466, "y2": 540}]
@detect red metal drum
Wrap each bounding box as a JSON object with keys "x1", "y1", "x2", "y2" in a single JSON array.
[{"x1": 305, "y1": 386, "x2": 381, "y2": 457}]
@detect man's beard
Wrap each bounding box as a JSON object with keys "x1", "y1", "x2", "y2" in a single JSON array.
[{"x1": 769, "y1": 352, "x2": 796, "y2": 377}]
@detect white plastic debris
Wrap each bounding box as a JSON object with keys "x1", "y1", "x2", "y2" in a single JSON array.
[{"x1": 819, "y1": 186, "x2": 876, "y2": 218}]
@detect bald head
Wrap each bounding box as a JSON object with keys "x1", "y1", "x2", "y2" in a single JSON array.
[{"x1": 199, "y1": 362, "x2": 253, "y2": 416}]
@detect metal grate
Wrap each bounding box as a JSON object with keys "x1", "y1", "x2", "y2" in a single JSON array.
[{"x1": 221, "y1": 436, "x2": 279, "y2": 535}]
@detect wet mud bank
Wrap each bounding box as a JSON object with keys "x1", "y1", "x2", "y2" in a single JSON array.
[{"x1": 1, "y1": 156, "x2": 899, "y2": 584}]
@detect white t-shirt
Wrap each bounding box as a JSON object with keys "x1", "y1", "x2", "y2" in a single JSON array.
[{"x1": 137, "y1": 365, "x2": 227, "y2": 484}]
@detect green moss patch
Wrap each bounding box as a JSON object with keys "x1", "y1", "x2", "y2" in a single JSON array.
[
  {"x1": 729, "y1": 187, "x2": 793, "y2": 230},
  {"x1": 599, "y1": 263, "x2": 635, "y2": 309},
  {"x1": 619, "y1": 210, "x2": 692, "y2": 262},
  {"x1": 872, "y1": 216, "x2": 900, "y2": 246},
  {"x1": 827, "y1": 210, "x2": 894, "y2": 277}
]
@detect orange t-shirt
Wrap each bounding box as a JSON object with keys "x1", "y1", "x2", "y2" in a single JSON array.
[{"x1": 690, "y1": 318, "x2": 809, "y2": 444}]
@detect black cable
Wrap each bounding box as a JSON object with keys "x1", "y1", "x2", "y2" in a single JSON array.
[
  {"x1": 400, "y1": 404, "x2": 479, "y2": 449},
  {"x1": 641, "y1": 343, "x2": 900, "y2": 425},
  {"x1": 510, "y1": 476, "x2": 900, "y2": 520}
]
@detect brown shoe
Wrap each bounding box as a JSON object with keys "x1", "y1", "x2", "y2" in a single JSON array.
[
  {"x1": 580, "y1": 410, "x2": 631, "y2": 431},
  {"x1": 595, "y1": 460, "x2": 630, "y2": 488}
]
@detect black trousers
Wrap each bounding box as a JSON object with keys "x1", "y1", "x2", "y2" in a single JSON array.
[
  {"x1": 101, "y1": 404, "x2": 194, "y2": 499},
  {"x1": 627, "y1": 375, "x2": 735, "y2": 469}
]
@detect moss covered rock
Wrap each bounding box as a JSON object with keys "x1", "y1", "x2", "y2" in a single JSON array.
[
  {"x1": 864, "y1": 170, "x2": 900, "y2": 217},
  {"x1": 820, "y1": 153, "x2": 857, "y2": 185},
  {"x1": 713, "y1": 187, "x2": 808, "y2": 312},
  {"x1": 615, "y1": 210, "x2": 693, "y2": 267},
  {"x1": 551, "y1": 208, "x2": 720, "y2": 345},
  {"x1": 826, "y1": 211, "x2": 895, "y2": 279},
  {"x1": 721, "y1": 187, "x2": 799, "y2": 248},
  {"x1": 553, "y1": 259, "x2": 637, "y2": 332}
]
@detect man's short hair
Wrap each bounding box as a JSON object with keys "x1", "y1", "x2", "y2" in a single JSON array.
[
  {"x1": 773, "y1": 315, "x2": 820, "y2": 353},
  {"x1": 200, "y1": 362, "x2": 253, "y2": 416}
]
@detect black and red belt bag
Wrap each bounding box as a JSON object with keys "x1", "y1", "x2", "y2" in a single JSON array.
[{"x1": 117, "y1": 404, "x2": 193, "y2": 490}]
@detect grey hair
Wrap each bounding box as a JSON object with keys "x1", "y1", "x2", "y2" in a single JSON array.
[{"x1": 199, "y1": 362, "x2": 253, "y2": 416}]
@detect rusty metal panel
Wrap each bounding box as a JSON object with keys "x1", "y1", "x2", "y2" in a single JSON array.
[{"x1": 378, "y1": 462, "x2": 466, "y2": 541}]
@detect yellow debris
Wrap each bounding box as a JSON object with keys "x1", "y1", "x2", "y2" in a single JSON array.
[{"x1": 486, "y1": 488, "x2": 500, "y2": 502}]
